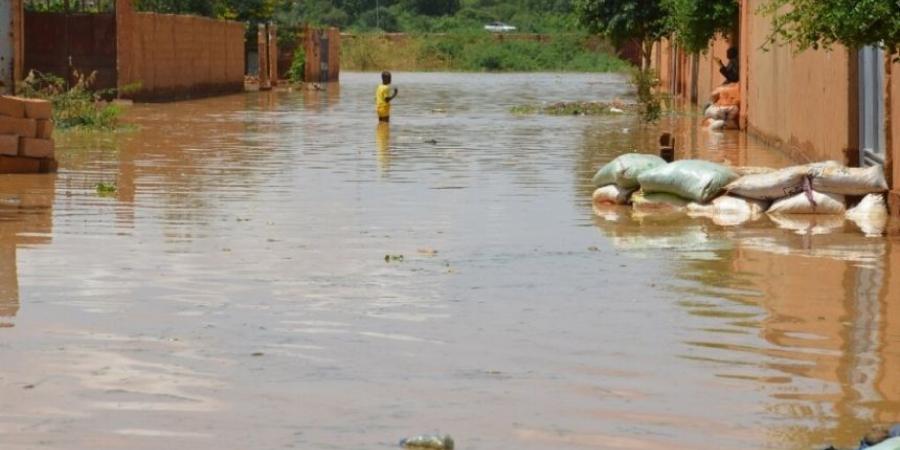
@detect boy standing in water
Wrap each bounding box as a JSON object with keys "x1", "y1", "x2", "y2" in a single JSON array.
[{"x1": 376, "y1": 71, "x2": 398, "y2": 122}]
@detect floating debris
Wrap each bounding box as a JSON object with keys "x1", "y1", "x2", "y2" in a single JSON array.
[
  {"x1": 95, "y1": 182, "x2": 117, "y2": 196},
  {"x1": 384, "y1": 254, "x2": 405, "y2": 262},
  {"x1": 510, "y1": 101, "x2": 637, "y2": 116},
  {"x1": 400, "y1": 434, "x2": 454, "y2": 449}
]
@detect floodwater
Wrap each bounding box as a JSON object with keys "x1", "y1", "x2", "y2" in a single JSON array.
[{"x1": 1, "y1": 72, "x2": 899, "y2": 450}]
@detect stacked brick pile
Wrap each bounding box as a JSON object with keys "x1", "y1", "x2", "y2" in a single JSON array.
[{"x1": 0, "y1": 96, "x2": 57, "y2": 173}]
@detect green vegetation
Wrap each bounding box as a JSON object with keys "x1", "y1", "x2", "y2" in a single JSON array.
[
  {"x1": 631, "y1": 68, "x2": 662, "y2": 122},
  {"x1": 510, "y1": 101, "x2": 633, "y2": 115},
  {"x1": 288, "y1": 47, "x2": 306, "y2": 82},
  {"x1": 95, "y1": 182, "x2": 118, "y2": 196},
  {"x1": 18, "y1": 71, "x2": 126, "y2": 131},
  {"x1": 759, "y1": 0, "x2": 899, "y2": 55},
  {"x1": 574, "y1": 0, "x2": 670, "y2": 69},
  {"x1": 343, "y1": 32, "x2": 629, "y2": 72},
  {"x1": 663, "y1": 0, "x2": 739, "y2": 53}
]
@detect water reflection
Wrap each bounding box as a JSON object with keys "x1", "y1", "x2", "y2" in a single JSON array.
[
  {"x1": 589, "y1": 199, "x2": 900, "y2": 447},
  {"x1": 0, "y1": 174, "x2": 55, "y2": 327},
  {"x1": 376, "y1": 121, "x2": 391, "y2": 172}
]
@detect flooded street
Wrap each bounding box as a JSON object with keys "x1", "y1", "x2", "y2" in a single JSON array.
[{"x1": 1, "y1": 72, "x2": 899, "y2": 450}]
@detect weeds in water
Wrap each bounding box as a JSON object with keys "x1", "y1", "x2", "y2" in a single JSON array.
[
  {"x1": 510, "y1": 101, "x2": 633, "y2": 116},
  {"x1": 96, "y1": 182, "x2": 117, "y2": 196},
  {"x1": 631, "y1": 69, "x2": 663, "y2": 123},
  {"x1": 18, "y1": 70, "x2": 133, "y2": 130}
]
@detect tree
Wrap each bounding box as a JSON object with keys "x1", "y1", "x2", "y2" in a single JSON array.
[
  {"x1": 760, "y1": 0, "x2": 900, "y2": 55},
  {"x1": 574, "y1": 0, "x2": 670, "y2": 69},
  {"x1": 662, "y1": 0, "x2": 739, "y2": 53}
]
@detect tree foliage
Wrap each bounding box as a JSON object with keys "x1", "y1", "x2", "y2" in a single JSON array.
[
  {"x1": 662, "y1": 0, "x2": 738, "y2": 53},
  {"x1": 574, "y1": 0, "x2": 670, "y2": 67},
  {"x1": 760, "y1": 0, "x2": 900, "y2": 54}
]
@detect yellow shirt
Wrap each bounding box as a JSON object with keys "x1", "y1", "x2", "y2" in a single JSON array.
[{"x1": 376, "y1": 84, "x2": 392, "y2": 118}]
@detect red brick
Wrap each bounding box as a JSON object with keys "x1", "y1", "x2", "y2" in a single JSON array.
[
  {"x1": 0, "y1": 135, "x2": 18, "y2": 156},
  {"x1": 19, "y1": 137, "x2": 54, "y2": 159},
  {"x1": 0, "y1": 155, "x2": 42, "y2": 174},
  {"x1": 36, "y1": 119, "x2": 53, "y2": 139},
  {"x1": 0, "y1": 96, "x2": 26, "y2": 118},
  {"x1": 23, "y1": 98, "x2": 52, "y2": 120},
  {"x1": 0, "y1": 116, "x2": 36, "y2": 137}
]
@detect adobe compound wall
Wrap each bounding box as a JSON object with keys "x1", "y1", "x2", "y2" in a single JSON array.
[
  {"x1": 740, "y1": 0, "x2": 856, "y2": 165},
  {"x1": 115, "y1": 0, "x2": 244, "y2": 101}
]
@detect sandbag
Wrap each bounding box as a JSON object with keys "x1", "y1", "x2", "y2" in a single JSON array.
[
  {"x1": 809, "y1": 165, "x2": 888, "y2": 195},
  {"x1": 636, "y1": 159, "x2": 737, "y2": 203},
  {"x1": 846, "y1": 193, "x2": 889, "y2": 237},
  {"x1": 687, "y1": 195, "x2": 767, "y2": 226},
  {"x1": 733, "y1": 166, "x2": 775, "y2": 176},
  {"x1": 591, "y1": 153, "x2": 667, "y2": 189},
  {"x1": 592, "y1": 185, "x2": 635, "y2": 205},
  {"x1": 767, "y1": 190, "x2": 845, "y2": 215},
  {"x1": 868, "y1": 437, "x2": 900, "y2": 450},
  {"x1": 726, "y1": 161, "x2": 843, "y2": 200},
  {"x1": 704, "y1": 104, "x2": 737, "y2": 120}
]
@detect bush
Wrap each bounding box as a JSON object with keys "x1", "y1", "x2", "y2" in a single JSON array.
[
  {"x1": 341, "y1": 32, "x2": 630, "y2": 73},
  {"x1": 356, "y1": 7, "x2": 400, "y2": 32},
  {"x1": 288, "y1": 48, "x2": 306, "y2": 83},
  {"x1": 19, "y1": 70, "x2": 124, "y2": 130}
]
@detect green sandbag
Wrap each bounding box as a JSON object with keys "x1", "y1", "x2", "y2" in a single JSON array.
[
  {"x1": 636, "y1": 159, "x2": 738, "y2": 203},
  {"x1": 592, "y1": 153, "x2": 667, "y2": 189}
]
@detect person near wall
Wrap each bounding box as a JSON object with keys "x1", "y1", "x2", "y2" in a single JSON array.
[{"x1": 715, "y1": 47, "x2": 739, "y2": 84}]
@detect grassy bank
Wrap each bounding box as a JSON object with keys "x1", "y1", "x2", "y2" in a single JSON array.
[{"x1": 342, "y1": 32, "x2": 630, "y2": 72}]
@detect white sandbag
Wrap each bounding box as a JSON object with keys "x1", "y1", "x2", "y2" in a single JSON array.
[
  {"x1": 592, "y1": 185, "x2": 635, "y2": 205},
  {"x1": 846, "y1": 194, "x2": 889, "y2": 237},
  {"x1": 867, "y1": 437, "x2": 900, "y2": 450},
  {"x1": 687, "y1": 195, "x2": 768, "y2": 226},
  {"x1": 726, "y1": 161, "x2": 843, "y2": 200},
  {"x1": 733, "y1": 166, "x2": 775, "y2": 176},
  {"x1": 767, "y1": 191, "x2": 846, "y2": 215},
  {"x1": 631, "y1": 191, "x2": 690, "y2": 215},
  {"x1": 726, "y1": 166, "x2": 807, "y2": 200},
  {"x1": 704, "y1": 104, "x2": 737, "y2": 120},
  {"x1": 708, "y1": 119, "x2": 726, "y2": 131},
  {"x1": 768, "y1": 214, "x2": 846, "y2": 236},
  {"x1": 809, "y1": 165, "x2": 888, "y2": 195}
]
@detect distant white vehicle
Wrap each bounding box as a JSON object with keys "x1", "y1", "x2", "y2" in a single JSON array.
[{"x1": 484, "y1": 22, "x2": 516, "y2": 33}]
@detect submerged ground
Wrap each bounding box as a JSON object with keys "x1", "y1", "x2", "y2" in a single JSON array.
[{"x1": 1, "y1": 72, "x2": 899, "y2": 450}]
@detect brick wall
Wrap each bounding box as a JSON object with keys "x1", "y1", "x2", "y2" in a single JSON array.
[{"x1": 116, "y1": 0, "x2": 244, "y2": 101}]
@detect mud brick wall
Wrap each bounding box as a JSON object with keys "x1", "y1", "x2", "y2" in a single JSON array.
[
  {"x1": 0, "y1": 95, "x2": 57, "y2": 174},
  {"x1": 116, "y1": 0, "x2": 245, "y2": 102}
]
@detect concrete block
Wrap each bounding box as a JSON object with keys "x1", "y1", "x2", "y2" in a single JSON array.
[
  {"x1": 19, "y1": 137, "x2": 54, "y2": 159},
  {"x1": 0, "y1": 96, "x2": 26, "y2": 118},
  {"x1": 36, "y1": 119, "x2": 53, "y2": 139},
  {"x1": 23, "y1": 98, "x2": 52, "y2": 120},
  {"x1": 0, "y1": 135, "x2": 18, "y2": 156},
  {"x1": 0, "y1": 116, "x2": 37, "y2": 137}
]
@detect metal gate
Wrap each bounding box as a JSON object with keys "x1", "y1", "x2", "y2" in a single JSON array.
[
  {"x1": 859, "y1": 45, "x2": 885, "y2": 168},
  {"x1": 0, "y1": 2, "x2": 12, "y2": 94},
  {"x1": 319, "y1": 31, "x2": 329, "y2": 83}
]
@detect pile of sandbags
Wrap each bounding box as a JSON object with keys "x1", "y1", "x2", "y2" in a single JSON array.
[
  {"x1": 0, "y1": 95, "x2": 55, "y2": 165},
  {"x1": 725, "y1": 161, "x2": 890, "y2": 235},
  {"x1": 590, "y1": 153, "x2": 666, "y2": 205},
  {"x1": 591, "y1": 153, "x2": 892, "y2": 236}
]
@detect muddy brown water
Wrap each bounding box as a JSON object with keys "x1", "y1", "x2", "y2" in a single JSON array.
[{"x1": 1, "y1": 72, "x2": 899, "y2": 450}]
